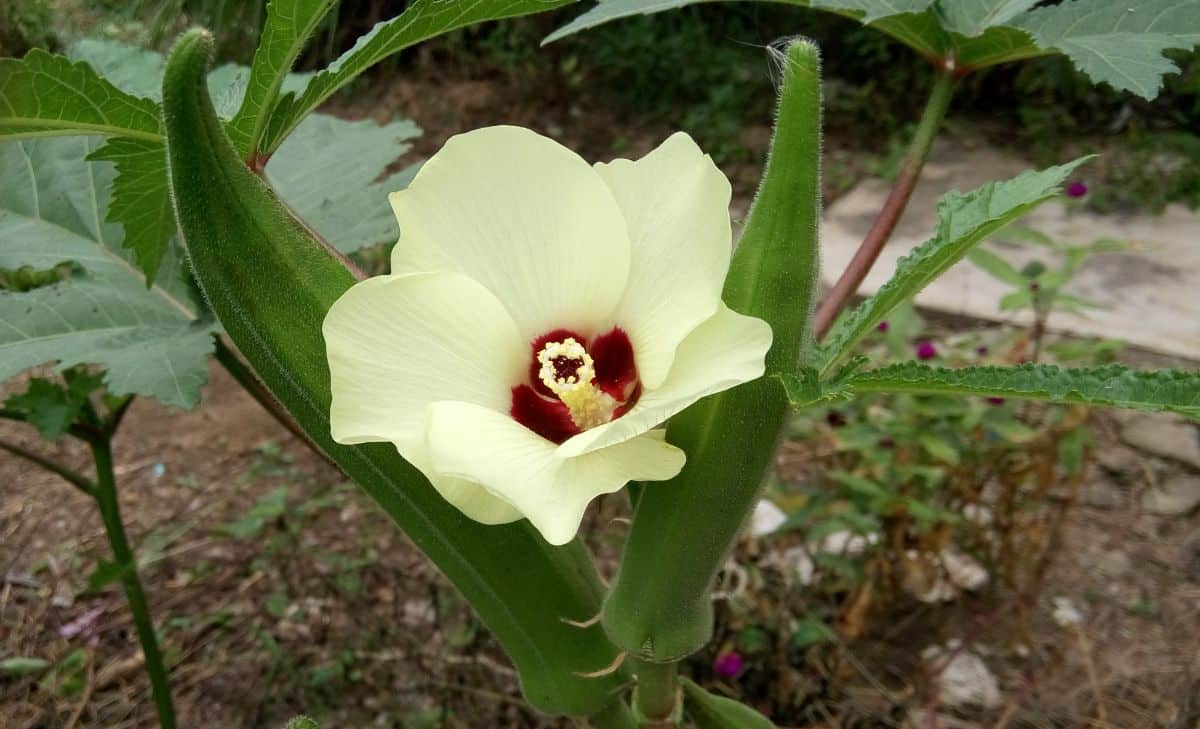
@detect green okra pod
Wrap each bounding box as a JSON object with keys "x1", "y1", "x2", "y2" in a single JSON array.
[
  {"x1": 161, "y1": 28, "x2": 625, "y2": 716},
  {"x1": 602, "y1": 39, "x2": 823, "y2": 662}
]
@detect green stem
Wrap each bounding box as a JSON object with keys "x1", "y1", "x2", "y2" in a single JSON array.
[
  {"x1": 590, "y1": 697, "x2": 638, "y2": 729},
  {"x1": 0, "y1": 436, "x2": 95, "y2": 497},
  {"x1": 634, "y1": 661, "x2": 680, "y2": 726},
  {"x1": 88, "y1": 436, "x2": 176, "y2": 729},
  {"x1": 812, "y1": 63, "x2": 958, "y2": 339}
]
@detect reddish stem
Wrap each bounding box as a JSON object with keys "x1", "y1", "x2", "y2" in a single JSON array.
[{"x1": 813, "y1": 65, "x2": 958, "y2": 339}]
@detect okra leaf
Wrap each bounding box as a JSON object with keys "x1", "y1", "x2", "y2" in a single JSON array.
[
  {"x1": 1004, "y1": 0, "x2": 1199, "y2": 98},
  {"x1": 849, "y1": 362, "x2": 1200, "y2": 419},
  {"x1": 548, "y1": 0, "x2": 1200, "y2": 99},
  {"x1": 0, "y1": 50, "x2": 163, "y2": 143},
  {"x1": 0, "y1": 136, "x2": 214, "y2": 409},
  {"x1": 815, "y1": 158, "x2": 1091, "y2": 375},
  {"x1": 87, "y1": 137, "x2": 175, "y2": 284}
]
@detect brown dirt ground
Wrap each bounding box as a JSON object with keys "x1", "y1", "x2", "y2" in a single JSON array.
[{"x1": 2, "y1": 67, "x2": 1199, "y2": 728}]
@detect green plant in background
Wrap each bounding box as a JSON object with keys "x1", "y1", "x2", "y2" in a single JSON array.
[
  {"x1": 0, "y1": 370, "x2": 178, "y2": 727},
  {"x1": 0, "y1": 0, "x2": 54, "y2": 57},
  {"x1": 777, "y1": 301, "x2": 1095, "y2": 661},
  {"x1": 2, "y1": 1, "x2": 1200, "y2": 728},
  {"x1": 969, "y1": 226, "x2": 1126, "y2": 360}
]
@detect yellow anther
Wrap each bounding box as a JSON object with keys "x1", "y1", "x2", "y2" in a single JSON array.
[{"x1": 536, "y1": 338, "x2": 617, "y2": 430}]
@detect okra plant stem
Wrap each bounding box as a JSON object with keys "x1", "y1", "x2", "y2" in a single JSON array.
[
  {"x1": 88, "y1": 436, "x2": 177, "y2": 729},
  {"x1": 634, "y1": 660, "x2": 680, "y2": 725}
]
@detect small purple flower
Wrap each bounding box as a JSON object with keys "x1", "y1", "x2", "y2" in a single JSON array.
[
  {"x1": 986, "y1": 397, "x2": 1006, "y2": 406},
  {"x1": 976, "y1": 345, "x2": 989, "y2": 356},
  {"x1": 876, "y1": 321, "x2": 890, "y2": 332},
  {"x1": 915, "y1": 341, "x2": 937, "y2": 360},
  {"x1": 1066, "y1": 181, "x2": 1088, "y2": 198},
  {"x1": 713, "y1": 652, "x2": 745, "y2": 679}
]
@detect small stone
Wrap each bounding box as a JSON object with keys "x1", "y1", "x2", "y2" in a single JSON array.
[
  {"x1": 812, "y1": 529, "x2": 878, "y2": 556},
  {"x1": 1093, "y1": 549, "x2": 1132, "y2": 577},
  {"x1": 1121, "y1": 416, "x2": 1200, "y2": 469},
  {"x1": 962, "y1": 504, "x2": 993, "y2": 525},
  {"x1": 924, "y1": 646, "x2": 1003, "y2": 709},
  {"x1": 943, "y1": 548, "x2": 988, "y2": 591},
  {"x1": 1052, "y1": 597, "x2": 1084, "y2": 627},
  {"x1": 779, "y1": 545, "x2": 815, "y2": 586},
  {"x1": 1094, "y1": 445, "x2": 1141, "y2": 475},
  {"x1": 748, "y1": 499, "x2": 787, "y2": 537},
  {"x1": 1141, "y1": 475, "x2": 1200, "y2": 515},
  {"x1": 1080, "y1": 478, "x2": 1124, "y2": 509}
]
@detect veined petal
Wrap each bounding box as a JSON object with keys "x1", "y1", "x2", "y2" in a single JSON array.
[
  {"x1": 595, "y1": 132, "x2": 732, "y2": 389},
  {"x1": 557, "y1": 305, "x2": 772, "y2": 459},
  {"x1": 425, "y1": 401, "x2": 685, "y2": 545},
  {"x1": 324, "y1": 271, "x2": 525, "y2": 446},
  {"x1": 389, "y1": 126, "x2": 631, "y2": 340}
]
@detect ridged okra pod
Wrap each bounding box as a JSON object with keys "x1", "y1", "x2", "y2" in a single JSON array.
[
  {"x1": 602, "y1": 40, "x2": 823, "y2": 663},
  {"x1": 161, "y1": 29, "x2": 625, "y2": 716}
]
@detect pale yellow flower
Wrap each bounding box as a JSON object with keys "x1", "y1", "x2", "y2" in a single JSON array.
[{"x1": 323, "y1": 126, "x2": 771, "y2": 544}]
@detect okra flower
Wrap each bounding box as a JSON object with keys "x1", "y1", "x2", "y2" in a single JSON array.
[{"x1": 323, "y1": 126, "x2": 772, "y2": 545}]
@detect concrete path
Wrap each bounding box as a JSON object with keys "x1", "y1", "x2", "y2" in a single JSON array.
[{"x1": 819, "y1": 139, "x2": 1200, "y2": 361}]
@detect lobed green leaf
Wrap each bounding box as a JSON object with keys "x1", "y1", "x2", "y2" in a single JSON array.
[
  {"x1": 546, "y1": 0, "x2": 950, "y2": 58},
  {"x1": 0, "y1": 137, "x2": 214, "y2": 409},
  {"x1": 935, "y1": 0, "x2": 1038, "y2": 38},
  {"x1": 547, "y1": 0, "x2": 1199, "y2": 98},
  {"x1": 5, "y1": 381, "x2": 79, "y2": 440},
  {"x1": 266, "y1": 114, "x2": 421, "y2": 253},
  {"x1": 848, "y1": 362, "x2": 1200, "y2": 419},
  {"x1": 0, "y1": 49, "x2": 163, "y2": 142},
  {"x1": 87, "y1": 138, "x2": 174, "y2": 284},
  {"x1": 811, "y1": 0, "x2": 934, "y2": 24},
  {"x1": 815, "y1": 157, "x2": 1091, "y2": 375},
  {"x1": 1008, "y1": 0, "x2": 1199, "y2": 98}
]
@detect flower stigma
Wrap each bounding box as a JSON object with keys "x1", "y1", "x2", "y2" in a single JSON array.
[{"x1": 536, "y1": 338, "x2": 618, "y2": 429}]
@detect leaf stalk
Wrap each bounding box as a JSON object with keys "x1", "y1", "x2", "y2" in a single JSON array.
[{"x1": 813, "y1": 64, "x2": 958, "y2": 339}]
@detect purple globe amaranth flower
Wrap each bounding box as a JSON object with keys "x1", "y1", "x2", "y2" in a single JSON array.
[
  {"x1": 915, "y1": 341, "x2": 937, "y2": 360},
  {"x1": 713, "y1": 652, "x2": 745, "y2": 678},
  {"x1": 876, "y1": 321, "x2": 890, "y2": 332},
  {"x1": 1066, "y1": 181, "x2": 1088, "y2": 198},
  {"x1": 986, "y1": 397, "x2": 1006, "y2": 406},
  {"x1": 976, "y1": 345, "x2": 989, "y2": 356}
]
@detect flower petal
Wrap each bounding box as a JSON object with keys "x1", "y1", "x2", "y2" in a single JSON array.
[
  {"x1": 557, "y1": 305, "x2": 772, "y2": 458},
  {"x1": 595, "y1": 132, "x2": 732, "y2": 389},
  {"x1": 397, "y1": 433, "x2": 523, "y2": 524},
  {"x1": 425, "y1": 401, "x2": 685, "y2": 545},
  {"x1": 389, "y1": 126, "x2": 631, "y2": 340},
  {"x1": 324, "y1": 271, "x2": 525, "y2": 446}
]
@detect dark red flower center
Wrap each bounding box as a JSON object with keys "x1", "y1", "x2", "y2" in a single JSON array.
[{"x1": 510, "y1": 327, "x2": 640, "y2": 444}]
